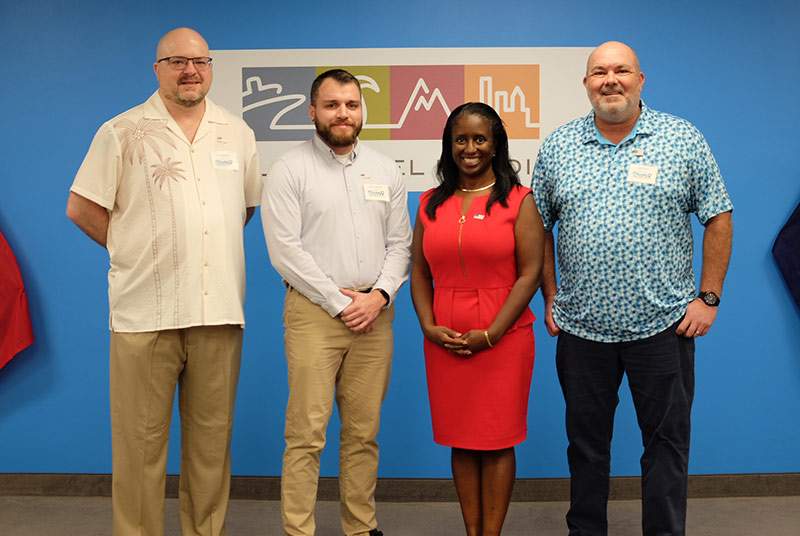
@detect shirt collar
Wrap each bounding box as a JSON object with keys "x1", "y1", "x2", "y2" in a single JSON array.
[
  {"x1": 312, "y1": 133, "x2": 359, "y2": 163},
  {"x1": 581, "y1": 101, "x2": 654, "y2": 145},
  {"x1": 634, "y1": 103, "x2": 654, "y2": 136},
  {"x1": 141, "y1": 91, "x2": 229, "y2": 144}
]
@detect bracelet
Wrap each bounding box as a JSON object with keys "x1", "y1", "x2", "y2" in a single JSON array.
[{"x1": 483, "y1": 330, "x2": 493, "y2": 348}]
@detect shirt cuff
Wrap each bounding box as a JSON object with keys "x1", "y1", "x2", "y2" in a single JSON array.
[{"x1": 322, "y1": 291, "x2": 353, "y2": 318}]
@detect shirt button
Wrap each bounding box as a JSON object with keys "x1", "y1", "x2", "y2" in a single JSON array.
[
  {"x1": 204, "y1": 291, "x2": 208, "y2": 296},
  {"x1": 204, "y1": 230, "x2": 208, "y2": 235}
]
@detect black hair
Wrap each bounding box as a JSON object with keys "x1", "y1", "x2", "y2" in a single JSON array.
[
  {"x1": 310, "y1": 69, "x2": 361, "y2": 104},
  {"x1": 426, "y1": 102, "x2": 520, "y2": 220}
]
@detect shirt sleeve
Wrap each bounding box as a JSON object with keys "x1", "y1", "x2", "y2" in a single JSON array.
[
  {"x1": 243, "y1": 127, "x2": 262, "y2": 208},
  {"x1": 70, "y1": 123, "x2": 121, "y2": 210},
  {"x1": 532, "y1": 140, "x2": 557, "y2": 232},
  {"x1": 261, "y1": 159, "x2": 352, "y2": 317},
  {"x1": 688, "y1": 127, "x2": 733, "y2": 224},
  {"x1": 372, "y1": 164, "x2": 412, "y2": 304}
]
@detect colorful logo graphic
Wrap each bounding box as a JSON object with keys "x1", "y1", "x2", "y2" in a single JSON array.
[{"x1": 242, "y1": 65, "x2": 540, "y2": 142}]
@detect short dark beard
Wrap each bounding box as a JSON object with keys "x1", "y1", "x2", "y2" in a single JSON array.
[{"x1": 315, "y1": 119, "x2": 362, "y2": 149}]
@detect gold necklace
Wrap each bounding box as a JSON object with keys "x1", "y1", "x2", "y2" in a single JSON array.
[{"x1": 458, "y1": 181, "x2": 496, "y2": 193}]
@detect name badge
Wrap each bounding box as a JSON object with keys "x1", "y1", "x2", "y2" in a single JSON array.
[
  {"x1": 212, "y1": 151, "x2": 239, "y2": 171},
  {"x1": 364, "y1": 183, "x2": 390, "y2": 202},
  {"x1": 627, "y1": 163, "x2": 658, "y2": 185}
]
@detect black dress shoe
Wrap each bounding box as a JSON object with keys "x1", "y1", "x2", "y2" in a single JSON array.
[{"x1": 368, "y1": 530, "x2": 383, "y2": 536}]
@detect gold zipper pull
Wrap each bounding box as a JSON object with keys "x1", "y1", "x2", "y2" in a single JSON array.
[{"x1": 457, "y1": 215, "x2": 467, "y2": 276}]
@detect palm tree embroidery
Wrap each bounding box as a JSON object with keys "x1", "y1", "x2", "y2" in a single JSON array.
[
  {"x1": 115, "y1": 118, "x2": 175, "y2": 165},
  {"x1": 112, "y1": 117, "x2": 180, "y2": 330},
  {"x1": 151, "y1": 157, "x2": 186, "y2": 190}
]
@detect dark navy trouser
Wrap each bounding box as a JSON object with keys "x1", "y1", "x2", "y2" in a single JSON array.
[{"x1": 556, "y1": 323, "x2": 695, "y2": 536}]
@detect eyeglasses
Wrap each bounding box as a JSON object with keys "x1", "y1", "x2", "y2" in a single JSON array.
[{"x1": 157, "y1": 56, "x2": 213, "y2": 71}]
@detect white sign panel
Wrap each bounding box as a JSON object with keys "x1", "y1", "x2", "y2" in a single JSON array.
[{"x1": 210, "y1": 47, "x2": 592, "y2": 191}]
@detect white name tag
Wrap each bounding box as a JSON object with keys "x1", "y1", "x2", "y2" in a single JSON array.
[
  {"x1": 212, "y1": 151, "x2": 239, "y2": 171},
  {"x1": 363, "y1": 183, "x2": 390, "y2": 202},
  {"x1": 627, "y1": 163, "x2": 658, "y2": 185}
]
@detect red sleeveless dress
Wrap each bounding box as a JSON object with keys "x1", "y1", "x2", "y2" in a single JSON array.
[{"x1": 419, "y1": 185, "x2": 535, "y2": 450}]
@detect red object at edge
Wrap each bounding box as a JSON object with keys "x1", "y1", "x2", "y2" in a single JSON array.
[{"x1": 0, "y1": 231, "x2": 34, "y2": 369}]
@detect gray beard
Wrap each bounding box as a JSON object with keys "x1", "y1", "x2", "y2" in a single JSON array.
[{"x1": 174, "y1": 95, "x2": 204, "y2": 108}]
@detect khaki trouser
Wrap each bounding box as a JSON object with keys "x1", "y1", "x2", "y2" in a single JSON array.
[
  {"x1": 281, "y1": 288, "x2": 394, "y2": 536},
  {"x1": 110, "y1": 325, "x2": 243, "y2": 536}
]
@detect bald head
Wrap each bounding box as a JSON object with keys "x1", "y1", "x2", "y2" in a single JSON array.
[
  {"x1": 156, "y1": 27, "x2": 209, "y2": 61},
  {"x1": 582, "y1": 40, "x2": 645, "y2": 126},
  {"x1": 153, "y1": 27, "x2": 212, "y2": 110},
  {"x1": 586, "y1": 41, "x2": 641, "y2": 75}
]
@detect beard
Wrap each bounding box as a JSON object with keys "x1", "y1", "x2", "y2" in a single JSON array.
[
  {"x1": 175, "y1": 93, "x2": 205, "y2": 107},
  {"x1": 172, "y1": 76, "x2": 207, "y2": 108},
  {"x1": 315, "y1": 119, "x2": 362, "y2": 149},
  {"x1": 595, "y1": 101, "x2": 629, "y2": 122},
  {"x1": 593, "y1": 89, "x2": 638, "y2": 123}
]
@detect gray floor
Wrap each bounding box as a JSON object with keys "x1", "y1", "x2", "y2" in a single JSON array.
[{"x1": 1, "y1": 495, "x2": 798, "y2": 535}]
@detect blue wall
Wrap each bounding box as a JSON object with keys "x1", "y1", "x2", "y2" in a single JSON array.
[{"x1": 1, "y1": 0, "x2": 799, "y2": 478}]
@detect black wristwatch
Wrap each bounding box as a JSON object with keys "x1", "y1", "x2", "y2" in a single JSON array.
[
  {"x1": 698, "y1": 291, "x2": 720, "y2": 307},
  {"x1": 376, "y1": 288, "x2": 391, "y2": 305}
]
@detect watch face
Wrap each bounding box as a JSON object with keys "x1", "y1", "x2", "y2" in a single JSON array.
[{"x1": 701, "y1": 292, "x2": 720, "y2": 306}]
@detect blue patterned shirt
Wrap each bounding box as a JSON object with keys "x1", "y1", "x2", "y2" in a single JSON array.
[{"x1": 532, "y1": 106, "x2": 733, "y2": 342}]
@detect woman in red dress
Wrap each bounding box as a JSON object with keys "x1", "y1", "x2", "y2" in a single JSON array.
[{"x1": 411, "y1": 102, "x2": 544, "y2": 535}]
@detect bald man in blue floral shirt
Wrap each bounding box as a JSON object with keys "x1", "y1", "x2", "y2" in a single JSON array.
[{"x1": 533, "y1": 41, "x2": 733, "y2": 536}]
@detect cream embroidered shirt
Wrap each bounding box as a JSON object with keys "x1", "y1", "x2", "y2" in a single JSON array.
[
  {"x1": 71, "y1": 92, "x2": 261, "y2": 332},
  {"x1": 262, "y1": 135, "x2": 412, "y2": 317}
]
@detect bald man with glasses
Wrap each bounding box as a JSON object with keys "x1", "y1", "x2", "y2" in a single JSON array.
[{"x1": 67, "y1": 27, "x2": 261, "y2": 536}]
